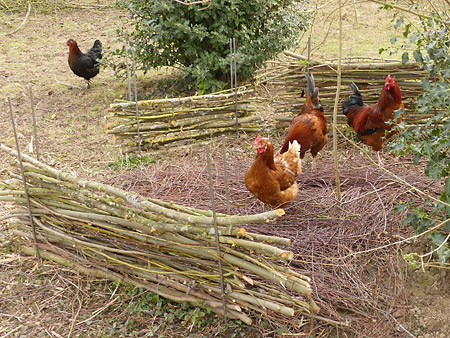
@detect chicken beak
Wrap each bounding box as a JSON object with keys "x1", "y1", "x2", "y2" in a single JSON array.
[{"x1": 255, "y1": 144, "x2": 267, "y2": 154}]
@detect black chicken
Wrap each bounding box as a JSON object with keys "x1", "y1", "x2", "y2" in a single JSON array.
[{"x1": 66, "y1": 39, "x2": 102, "y2": 88}]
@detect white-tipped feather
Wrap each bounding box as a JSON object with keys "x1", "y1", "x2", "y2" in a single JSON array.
[
  {"x1": 275, "y1": 140, "x2": 302, "y2": 177},
  {"x1": 288, "y1": 140, "x2": 300, "y2": 153},
  {"x1": 287, "y1": 140, "x2": 302, "y2": 175}
]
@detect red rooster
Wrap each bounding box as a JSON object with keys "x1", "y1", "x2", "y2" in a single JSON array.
[
  {"x1": 342, "y1": 74, "x2": 404, "y2": 165},
  {"x1": 279, "y1": 72, "x2": 328, "y2": 169},
  {"x1": 245, "y1": 136, "x2": 302, "y2": 208},
  {"x1": 67, "y1": 39, "x2": 102, "y2": 88}
]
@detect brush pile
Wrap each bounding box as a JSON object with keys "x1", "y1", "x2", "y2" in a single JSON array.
[
  {"x1": 107, "y1": 87, "x2": 261, "y2": 153},
  {"x1": 259, "y1": 52, "x2": 429, "y2": 126},
  {"x1": 0, "y1": 143, "x2": 323, "y2": 326},
  {"x1": 102, "y1": 134, "x2": 445, "y2": 337}
]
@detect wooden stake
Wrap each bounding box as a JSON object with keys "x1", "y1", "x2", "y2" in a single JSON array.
[
  {"x1": 353, "y1": 0, "x2": 359, "y2": 23},
  {"x1": 233, "y1": 38, "x2": 239, "y2": 137},
  {"x1": 131, "y1": 48, "x2": 142, "y2": 156},
  {"x1": 206, "y1": 145, "x2": 227, "y2": 322},
  {"x1": 124, "y1": 41, "x2": 133, "y2": 101},
  {"x1": 332, "y1": 0, "x2": 343, "y2": 201},
  {"x1": 229, "y1": 38, "x2": 234, "y2": 91},
  {"x1": 8, "y1": 97, "x2": 40, "y2": 259},
  {"x1": 221, "y1": 135, "x2": 230, "y2": 216},
  {"x1": 29, "y1": 86, "x2": 40, "y2": 161},
  {"x1": 307, "y1": 36, "x2": 311, "y2": 63}
]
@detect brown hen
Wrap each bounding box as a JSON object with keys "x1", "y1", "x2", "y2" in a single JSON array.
[{"x1": 245, "y1": 136, "x2": 302, "y2": 208}]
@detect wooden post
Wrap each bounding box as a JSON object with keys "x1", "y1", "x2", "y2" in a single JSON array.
[
  {"x1": 131, "y1": 48, "x2": 142, "y2": 156},
  {"x1": 8, "y1": 97, "x2": 40, "y2": 259},
  {"x1": 233, "y1": 38, "x2": 239, "y2": 137},
  {"x1": 222, "y1": 136, "x2": 230, "y2": 216},
  {"x1": 29, "y1": 86, "x2": 40, "y2": 161},
  {"x1": 230, "y1": 38, "x2": 239, "y2": 137},
  {"x1": 333, "y1": 0, "x2": 343, "y2": 201},
  {"x1": 206, "y1": 145, "x2": 227, "y2": 321},
  {"x1": 125, "y1": 41, "x2": 133, "y2": 101}
]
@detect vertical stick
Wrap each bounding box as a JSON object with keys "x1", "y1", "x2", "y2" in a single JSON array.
[
  {"x1": 221, "y1": 135, "x2": 230, "y2": 216},
  {"x1": 206, "y1": 145, "x2": 227, "y2": 322},
  {"x1": 233, "y1": 38, "x2": 239, "y2": 137},
  {"x1": 29, "y1": 86, "x2": 40, "y2": 161},
  {"x1": 229, "y1": 38, "x2": 234, "y2": 91},
  {"x1": 131, "y1": 48, "x2": 142, "y2": 156},
  {"x1": 332, "y1": 0, "x2": 343, "y2": 201},
  {"x1": 307, "y1": 36, "x2": 311, "y2": 63},
  {"x1": 124, "y1": 41, "x2": 133, "y2": 101},
  {"x1": 353, "y1": 0, "x2": 359, "y2": 24},
  {"x1": 8, "y1": 97, "x2": 40, "y2": 259}
]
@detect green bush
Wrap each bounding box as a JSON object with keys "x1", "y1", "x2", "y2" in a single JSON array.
[
  {"x1": 113, "y1": 0, "x2": 310, "y2": 92},
  {"x1": 386, "y1": 5, "x2": 450, "y2": 264}
]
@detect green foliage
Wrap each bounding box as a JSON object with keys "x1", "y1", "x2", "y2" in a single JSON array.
[
  {"x1": 116, "y1": 287, "x2": 216, "y2": 330},
  {"x1": 112, "y1": 0, "x2": 310, "y2": 92},
  {"x1": 386, "y1": 6, "x2": 450, "y2": 263},
  {"x1": 109, "y1": 154, "x2": 156, "y2": 170}
]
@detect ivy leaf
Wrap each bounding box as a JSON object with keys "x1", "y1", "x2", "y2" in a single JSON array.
[
  {"x1": 393, "y1": 107, "x2": 403, "y2": 120},
  {"x1": 425, "y1": 160, "x2": 444, "y2": 181},
  {"x1": 401, "y1": 51, "x2": 409, "y2": 64},
  {"x1": 394, "y1": 202, "x2": 407, "y2": 213},
  {"x1": 403, "y1": 23, "x2": 411, "y2": 37},
  {"x1": 429, "y1": 233, "x2": 450, "y2": 262},
  {"x1": 410, "y1": 31, "x2": 421, "y2": 43},
  {"x1": 394, "y1": 17, "x2": 404, "y2": 29},
  {"x1": 413, "y1": 50, "x2": 423, "y2": 63},
  {"x1": 421, "y1": 77, "x2": 430, "y2": 90}
]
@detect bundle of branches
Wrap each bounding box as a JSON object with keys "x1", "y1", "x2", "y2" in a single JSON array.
[
  {"x1": 258, "y1": 51, "x2": 429, "y2": 126},
  {"x1": 105, "y1": 140, "x2": 436, "y2": 337},
  {"x1": 0, "y1": 144, "x2": 322, "y2": 326},
  {"x1": 107, "y1": 87, "x2": 261, "y2": 153}
]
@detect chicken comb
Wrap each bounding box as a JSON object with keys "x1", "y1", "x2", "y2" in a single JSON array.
[
  {"x1": 384, "y1": 74, "x2": 394, "y2": 90},
  {"x1": 254, "y1": 135, "x2": 263, "y2": 146}
]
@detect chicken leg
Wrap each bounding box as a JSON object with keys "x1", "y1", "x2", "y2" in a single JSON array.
[{"x1": 376, "y1": 151, "x2": 384, "y2": 166}]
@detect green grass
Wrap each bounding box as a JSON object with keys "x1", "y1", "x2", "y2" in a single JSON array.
[
  {"x1": 109, "y1": 154, "x2": 156, "y2": 170},
  {"x1": 294, "y1": 1, "x2": 412, "y2": 61}
]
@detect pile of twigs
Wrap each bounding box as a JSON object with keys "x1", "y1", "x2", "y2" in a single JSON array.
[
  {"x1": 0, "y1": 143, "x2": 322, "y2": 326},
  {"x1": 258, "y1": 51, "x2": 429, "y2": 126},
  {"x1": 103, "y1": 140, "x2": 439, "y2": 337},
  {"x1": 107, "y1": 87, "x2": 261, "y2": 153}
]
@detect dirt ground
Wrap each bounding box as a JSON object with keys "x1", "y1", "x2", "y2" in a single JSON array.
[{"x1": 1, "y1": 2, "x2": 449, "y2": 338}]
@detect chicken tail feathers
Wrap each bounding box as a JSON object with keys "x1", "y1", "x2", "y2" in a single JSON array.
[
  {"x1": 305, "y1": 72, "x2": 322, "y2": 110},
  {"x1": 92, "y1": 40, "x2": 102, "y2": 50},
  {"x1": 349, "y1": 82, "x2": 360, "y2": 96},
  {"x1": 305, "y1": 72, "x2": 315, "y2": 98},
  {"x1": 90, "y1": 40, "x2": 103, "y2": 60},
  {"x1": 342, "y1": 82, "x2": 364, "y2": 116}
]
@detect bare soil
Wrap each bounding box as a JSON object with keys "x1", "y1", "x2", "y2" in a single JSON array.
[{"x1": 1, "y1": 2, "x2": 449, "y2": 338}]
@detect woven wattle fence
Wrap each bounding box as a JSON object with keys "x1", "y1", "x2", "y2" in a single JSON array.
[
  {"x1": 106, "y1": 87, "x2": 262, "y2": 153},
  {"x1": 257, "y1": 51, "x2": 429, "y2": 126}
]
